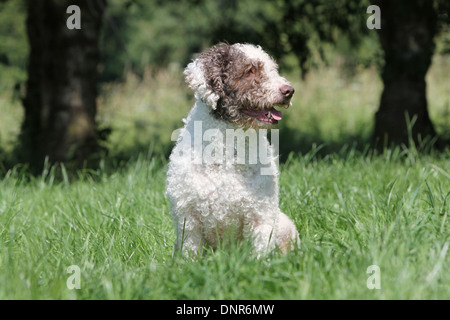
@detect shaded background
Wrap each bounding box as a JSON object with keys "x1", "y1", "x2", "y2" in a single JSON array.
[{"x1": 0, "y1": 0, "x2": 449, "y2": 173}]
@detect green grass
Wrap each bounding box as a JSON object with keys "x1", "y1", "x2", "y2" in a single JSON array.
[{"x1": 0, "y1": 148, "x2": 448, "y2": 299}]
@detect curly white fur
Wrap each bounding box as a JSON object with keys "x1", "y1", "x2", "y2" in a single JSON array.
[{"x1": 166, "y1": 43, "x2": 299, "y2": 257}]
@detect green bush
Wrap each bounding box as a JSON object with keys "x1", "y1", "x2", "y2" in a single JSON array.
[{"x1": 0, "y1": 0, "x2": 28, "y2": 92}]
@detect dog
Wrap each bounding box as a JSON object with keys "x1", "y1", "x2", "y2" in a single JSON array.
[{"x1": 166, "y1": 43, "x2": 299, "y2": 256}]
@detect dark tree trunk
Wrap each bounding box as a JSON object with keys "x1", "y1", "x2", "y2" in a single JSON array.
[
  {"x1": 373, "y1": 0, "x2": 438, "y2": 148},
  {"x1": 20, "y1": 0, "x2": 106, "y2": 172}
]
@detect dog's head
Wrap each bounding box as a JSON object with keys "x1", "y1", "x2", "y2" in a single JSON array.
[{"x1": 184, "y1": 43, "x2": 294, "y2": 127}]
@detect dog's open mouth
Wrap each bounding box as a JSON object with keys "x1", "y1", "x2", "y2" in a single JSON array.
[{"x1": 241, "y1": 107, "x2": 283, "y2": 124}]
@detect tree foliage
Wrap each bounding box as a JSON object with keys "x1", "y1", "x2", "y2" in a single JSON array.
[
  {"x1": 0, "y1": 0, "x2": 28, "y2": 91},
  {"x1": 100, "y1": 0, "x2": 375, "y2": 80}
]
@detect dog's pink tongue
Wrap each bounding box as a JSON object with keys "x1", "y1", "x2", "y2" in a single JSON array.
[
  {"x1": 268, "y1": 108, "x2": 282, "y2": 120},
  {"x1": 242, "y1": 107, "x2": 283, "y2": 123}
]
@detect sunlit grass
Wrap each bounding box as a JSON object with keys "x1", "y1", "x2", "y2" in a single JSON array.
[{"x1": 0, "y1": 149, "x2": 448, "y2": 299}]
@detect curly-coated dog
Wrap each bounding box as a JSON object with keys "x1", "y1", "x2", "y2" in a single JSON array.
[{"x1": 166, "y1": 43, "x2": 299, "y2": 256}]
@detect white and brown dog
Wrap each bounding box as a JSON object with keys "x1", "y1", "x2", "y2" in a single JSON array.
[{"x1": 166, "y1": 43, "x2": 299, "y2": 256}]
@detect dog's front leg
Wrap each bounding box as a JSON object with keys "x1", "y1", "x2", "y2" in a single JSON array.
[
  {"x1": 249, "y1": 221, "x2": 277, "y2": 257},
  {"x1": 175, "y1": 217, "x2": 204, "y2": 257},
  {"x1": 275, "y1": 212, "x2": 299, "y2": 253}
]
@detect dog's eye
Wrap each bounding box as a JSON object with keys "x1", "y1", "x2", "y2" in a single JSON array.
[{"x1": 246, "y1": 66, "x2": 256, "y2": 76}]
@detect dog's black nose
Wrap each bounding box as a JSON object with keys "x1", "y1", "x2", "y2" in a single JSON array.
[{"x1": 280, "y1": 84, "x2": 295, "y2": 98}]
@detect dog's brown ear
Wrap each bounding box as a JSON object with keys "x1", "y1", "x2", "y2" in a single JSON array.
[
  {"x1": 198, "y1": 43, "x2": 232, "y2": 99},
  {"x1": 184, "y1": 43, "x2": 235, "y2": 110}
]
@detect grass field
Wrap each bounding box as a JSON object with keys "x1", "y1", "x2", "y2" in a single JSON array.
[
  {"x1": 0, "y1": 57, "x2": 449, "y2": 299},
  {"x1": 0, "y1": 150, "x2": 448, "y2": 299}
]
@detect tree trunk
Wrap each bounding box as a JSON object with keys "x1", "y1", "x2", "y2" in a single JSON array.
[
  {"x1": 20, "y1": 0, "x2": 105, "y2": 172},
  {"x1": 373, "y1": 0, "x2": 438, "y2": 148}
]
